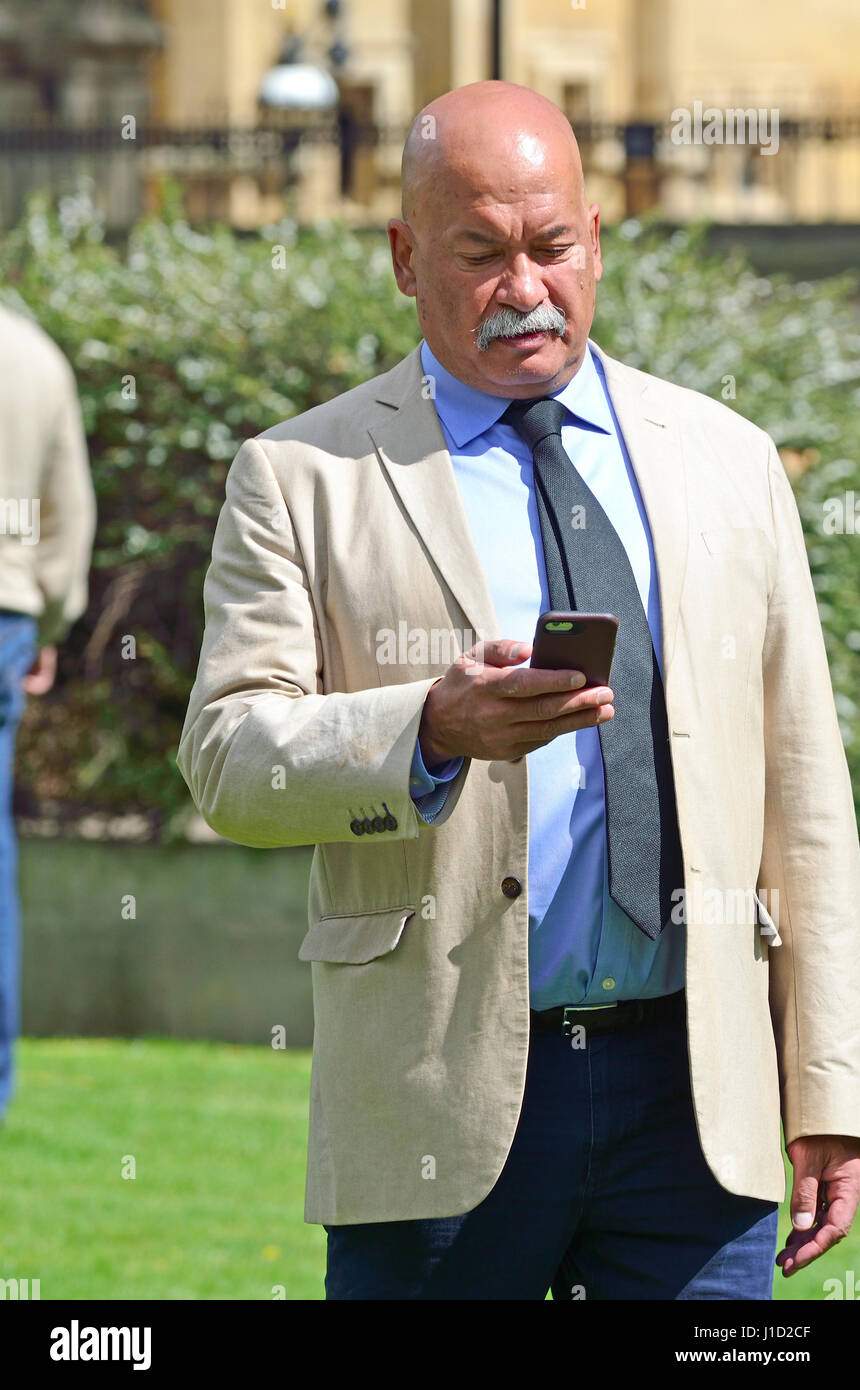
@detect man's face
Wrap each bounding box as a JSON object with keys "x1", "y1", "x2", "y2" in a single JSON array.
[{"x1": 388, "y1": 146, "x2": 602, "y2": 398}]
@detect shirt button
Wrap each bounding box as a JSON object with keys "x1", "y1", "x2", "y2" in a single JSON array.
[
  {"x1": 501, "y1": 876, "x2": 522, "y2": 899},
  {"x1": 601, "y1": 977, "x2": 616, "y2": 992}
]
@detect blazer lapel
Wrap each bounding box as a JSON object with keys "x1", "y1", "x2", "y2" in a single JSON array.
[
  {"x1": 589, "y1": 340, "x2": 689, "y2": 675},
  {"x1": 367, "y1": 347, "x2": 501, "y2": 643}
]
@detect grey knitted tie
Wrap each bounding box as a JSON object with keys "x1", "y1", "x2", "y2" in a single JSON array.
[{"x1": 501, "y1": 395, "x2": 683, "y2": 940}]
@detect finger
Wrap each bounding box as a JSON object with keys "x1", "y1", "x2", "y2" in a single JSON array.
[
  {"x1": 504, "y1": 670, "x2": 592, "y2": 698},
  {"x1": 776, "y1": 1221, "x2": 819, "y2": 1266},
  {"x1": 779, "y1": 1218, "x2": 843, "y2": 1275},
  {"x1": 509, "y1": 703, "x2": 615, "y2": 752},
  {"x1": 777, "y1": 1192, "x2": 852, "y2": 1274},
  {"x1": 804, "y1": 1194, "x2": 854, "y2": 1250},
  {"x1": 817, "y1": 1169, "x2": 860, "y2": 1219},
  {"x1": 502, "y1": 665, "x2": 614, "y2": 701},
  {"x1": 789, "y1": 1162, "x2": 821, "y2": 1234},
  {"x1": 513, "y1": 689, "x2": 614, "y2": 728}
]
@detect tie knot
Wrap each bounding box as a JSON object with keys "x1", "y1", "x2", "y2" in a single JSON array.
[{"x1": 500, "y1": 396, "x2": 567, "y2": 450}]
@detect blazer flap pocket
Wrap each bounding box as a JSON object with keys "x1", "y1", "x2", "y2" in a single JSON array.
[
  {"x1": 754, "y1": 891, "x2": 782, "y2": 947},
  {"x1": 298, "y1": 906, "x2": 416, "y2": 963},
  {"x1": 701, "y1": 526, "x2": 768, "y2": 555}
]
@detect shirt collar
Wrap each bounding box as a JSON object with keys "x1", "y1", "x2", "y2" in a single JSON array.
[{"x1": 419, "y1": 337, "x2": 614, "y2": 450}]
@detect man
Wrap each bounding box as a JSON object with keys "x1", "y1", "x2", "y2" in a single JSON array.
[
  {"x1": 177, "y1": 82, "x2": 860, "y2": 1299},
  {"x1": 0, "y1": 303, "x2": 96, "y2": 1121}
]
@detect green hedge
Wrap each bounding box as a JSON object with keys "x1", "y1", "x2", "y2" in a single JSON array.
[{"x1": 3, "y1": 195, "x2": 858, "y2": 831}]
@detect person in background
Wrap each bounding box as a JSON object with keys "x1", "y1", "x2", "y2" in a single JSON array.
[{"x1": 0, "y1": 303, "x2": 96, "y2": 1123}]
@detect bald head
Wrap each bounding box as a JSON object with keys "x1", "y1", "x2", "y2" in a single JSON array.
[{"x1": 401, "y1": 82, "x2": 586, "y2": 226}]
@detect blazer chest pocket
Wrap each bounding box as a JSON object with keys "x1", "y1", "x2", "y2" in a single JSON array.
[{"x1": 298, "y1": 905, "x2": 416, "y2": 964}]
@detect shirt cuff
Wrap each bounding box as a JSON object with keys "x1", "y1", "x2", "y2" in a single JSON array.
[{"x1": 409, "y1": 738, "x2": 464, "y2": 822}]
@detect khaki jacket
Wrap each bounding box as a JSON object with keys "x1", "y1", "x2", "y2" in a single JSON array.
[
  {"x1": 0, "y1": 304, "x2": 96, "y2": 645},
  {"x1": 177, "y1": 340, "x2": 860, "y2": 1224}
]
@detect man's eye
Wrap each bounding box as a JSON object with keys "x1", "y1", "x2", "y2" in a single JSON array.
[{"x1": 462, "y1": 245, "x2": 574, "y2": 265}]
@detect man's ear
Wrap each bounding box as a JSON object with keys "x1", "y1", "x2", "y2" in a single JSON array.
[
  {"x1": 589, "y1": 203, "x2": 603, "y2": 282},
  {"x1": 387, "y1": 219, "x2": 418, "y2": 298}
]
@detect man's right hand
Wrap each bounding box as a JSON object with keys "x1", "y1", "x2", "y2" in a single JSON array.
[{"x1": 418, "y1": 637, "x2": 614, "y2": 765}]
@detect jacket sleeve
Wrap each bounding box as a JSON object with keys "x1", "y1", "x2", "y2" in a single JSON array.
[
  {"x1": 176, "y1": 437, "x2": 471, "y2": 847},
  {"x1": 34, "y1": 353, "x2": 97, "y2": 647},
  {"x1": 760, "y1": 432, "x2": 860, "y2": 1145}
]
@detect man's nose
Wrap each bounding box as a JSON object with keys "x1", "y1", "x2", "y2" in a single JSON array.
[{"x1": 494, "y1": 254, "x2": 545, "y2": 314}]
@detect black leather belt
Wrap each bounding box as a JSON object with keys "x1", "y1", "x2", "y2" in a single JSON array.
[{"x1": 530, "y1": 989, "x2": 685, "y2": 1037}]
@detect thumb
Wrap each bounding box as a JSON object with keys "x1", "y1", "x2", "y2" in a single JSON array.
[
  {"x1": 465, "y1": 638, "x2": 531, "y2": 671},
  {"x1": 790, "y1": 1156, "x2": 821, "y2": 1231}
]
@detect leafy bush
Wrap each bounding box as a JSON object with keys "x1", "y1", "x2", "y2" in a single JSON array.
[
  {"x1": 3, "y1": 196, "x2": 858, "y2": 831},
  {"x1": 595, "y1": 220, "x2": 860, "y2": 802}
]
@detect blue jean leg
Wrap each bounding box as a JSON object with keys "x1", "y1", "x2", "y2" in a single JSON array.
[
  {"x1": 552, "y1": 1009, "x2": 778, "y2": 1299},
  {"x1": 0, "y1": 612, "x2": 39, "y2": 1117}
]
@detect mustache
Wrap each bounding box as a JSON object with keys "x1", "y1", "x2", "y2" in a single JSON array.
[{"x1": 476, "y1": 303, "x2": 567, "y2": 352}]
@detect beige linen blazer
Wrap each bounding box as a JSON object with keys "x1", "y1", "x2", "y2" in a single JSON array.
[{"x1": 177, "y1": 339, "x2": 860, "y2": 1225}]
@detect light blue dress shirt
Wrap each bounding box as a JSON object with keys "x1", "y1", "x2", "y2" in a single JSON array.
[{"x1": 408, "y1": 339, "x2": 685, "y2": 1010}]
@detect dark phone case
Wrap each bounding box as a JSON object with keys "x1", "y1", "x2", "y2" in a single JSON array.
[{"x1": 530, "y1": 612, "x2": 618, "y2": 687}]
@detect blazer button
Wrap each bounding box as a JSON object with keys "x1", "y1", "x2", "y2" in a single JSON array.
[
  {"x1": 371, "y1": 815, "x2": 386, "y2": 833},
  {"x1": 501, "y1": 876, "x2": 522, "y2": 899},
  {"x1": 350, "y1": 819, "x2": 365, "y2": 836}
]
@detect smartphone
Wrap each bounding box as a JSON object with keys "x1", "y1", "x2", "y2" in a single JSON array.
[{"x1": 529, "y1": 611, "x2": 618, "y2": 688}]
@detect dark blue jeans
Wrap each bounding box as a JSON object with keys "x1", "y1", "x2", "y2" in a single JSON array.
[
  {"x1": 0, "y1": 611, "x2": 39, "y2": 1118},
  {"x1": 324, "y1": 997, "x2": 779, "y2": 1299}
]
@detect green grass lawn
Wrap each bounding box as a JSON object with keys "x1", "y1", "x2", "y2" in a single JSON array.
[
  {"x1": 1, "y1": 1037, "x2": 855, "y2": 1301},
  {"x1": 0, "y1": 1038, "x2": 324, "y2": 1300}
]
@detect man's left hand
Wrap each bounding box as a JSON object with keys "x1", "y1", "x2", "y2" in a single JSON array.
[{"x1": 778, "y1": 1135, "x2": 860, "y2": 1276}]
